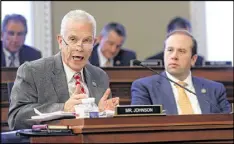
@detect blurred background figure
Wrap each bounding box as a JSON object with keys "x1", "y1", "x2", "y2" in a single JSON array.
[
  {"x1": 1, "y1": 14, "x2": 41, "y2": 67},
  {"x1": 89, "y1": 22, "x2": 136, "y2": 67},
  {"x1": 146, "y1": 16, "x2": 204, "y2": 66}
]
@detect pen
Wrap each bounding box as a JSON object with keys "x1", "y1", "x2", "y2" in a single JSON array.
[{"x1": 32, "y1": 124, "x2": 48, "y2": 130}]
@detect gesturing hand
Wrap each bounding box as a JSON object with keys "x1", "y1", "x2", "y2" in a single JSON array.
[
  {"x1": 64, "y1": 84, "x2": 88, "y2": 112},
  {"x1": 98, "y1": 88, "x2": 120, "y2": 112}
]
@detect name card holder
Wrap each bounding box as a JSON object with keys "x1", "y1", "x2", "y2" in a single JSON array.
[
  {"x1": 114, "y1": 105, "x2": 165, "y2": 117},
  {"x1": 203, "y1": 61, "x2": 232, "y2": 67},
  {"x1": 130, "y1": 59, "x2": 163, "y2": 67}
]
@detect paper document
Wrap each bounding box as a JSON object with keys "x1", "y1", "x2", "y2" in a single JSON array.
[{"x1": 30, "y1": 108, "x2": 75, "y2": 122}]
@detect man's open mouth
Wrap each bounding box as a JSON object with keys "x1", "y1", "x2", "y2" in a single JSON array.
[{"x1": 72, "y1": 56, "x2": 84, "y2": 61}]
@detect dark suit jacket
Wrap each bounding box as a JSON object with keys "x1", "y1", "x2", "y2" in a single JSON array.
[
  {"x1": 146, "y1": 51, "x2": 204, "y2": 66},
  {"x1": 131, "y1": 71, "x2": 231, "y2": 115},
  {"x1": 89, "y1": 44, "x2": 137, "y2": 66},
  {"x1": 1, "y1": 41, "x2": 42, "y2": 67}
]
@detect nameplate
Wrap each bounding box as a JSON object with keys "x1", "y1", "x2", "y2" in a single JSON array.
[
  {"x1": 115, "y1": 105, "x2": 163, "y2": 116},
  {"x1": 141, "y1": 60, "x2": 163, "y2": 67},
  {"x1": 203, "y1": 61, "x2": 232, "y2": 67},
  {"x1": 130, "y1": 59, "x2": 163, "y2": 67}
]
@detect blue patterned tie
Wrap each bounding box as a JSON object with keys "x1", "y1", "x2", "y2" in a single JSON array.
[{"x1": 9, "y1": 53, "x2": 15, "y2": 67}]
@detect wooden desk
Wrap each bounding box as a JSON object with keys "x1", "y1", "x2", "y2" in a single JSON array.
[
  {"x1": 29, "y1": 114, "x2": 234, "y2": 143},
  {"x1": 1, "y1": 67, "x2": 233, "y2": 132}
]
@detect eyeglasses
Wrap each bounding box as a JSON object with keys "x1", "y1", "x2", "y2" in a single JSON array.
[{"x1": 61, "y1": 37, "x2": 93, "y2": 49}]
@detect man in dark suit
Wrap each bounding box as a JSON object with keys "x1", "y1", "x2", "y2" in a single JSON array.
[
  {"x1": 146, "y1": 16, "x2": 204, "y2": 66},
  {"x1": 89, "y1": 22, "x2": 136, "y2": 67},
  {"x1": 1, "y1": 14, "x2": 41, "y2": 67},
  {"x1": 131, "y1": 30, "x2": 231, "y2": 115}
]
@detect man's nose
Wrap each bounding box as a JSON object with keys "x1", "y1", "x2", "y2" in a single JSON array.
[
  {"x1": 74, "y1": 40, "x2": 84, "y2": 51},
  {"x1": 171, "y1": 51, "x2": 179, "y2": 60},
  {"x1": 11, "y1": 34, "x2": 21, "y2": 42},
  {"x1": 110, "y1": 45, "x2": 117, "y2": 53}
]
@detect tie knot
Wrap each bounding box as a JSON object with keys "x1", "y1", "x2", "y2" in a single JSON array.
[
  {"x1": 175, "y1": 81, "x2": 187, "y2": 88},
  {"x1": 73, "y1": 72, "x2": 81, "y2": 81},
  {"x1": 105, "y1": 59, "x2": 112, "y2": 67},
  {"x1": 9, "y1": 53, "x2": 15, "y2": 60}
]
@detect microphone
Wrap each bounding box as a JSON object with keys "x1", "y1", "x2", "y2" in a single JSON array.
[
  {"x1": 133, "y1": 60, "x2": 196, "y2": 95},
  {"x1": 133, "y1": 59, "x2": 221, "y2": 113}
]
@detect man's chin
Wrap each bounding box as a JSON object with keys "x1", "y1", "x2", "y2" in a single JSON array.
[
  {"x1": 70, "y1": 63, "x2": 86, "y2": 72},
  {"x1": 167, "y1": 69, "x2": 181, "y2": 76},
  {"x1": 106, "y1": 55, "x2": 114, "y2": 59},
  {"x1": 7, "y1": 47, "x2": 20, "y2": 53}
]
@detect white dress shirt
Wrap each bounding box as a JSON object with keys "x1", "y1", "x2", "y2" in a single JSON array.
[
  {"x1": 97, "y1": 45, "x2": 113, "y2": 67},
  {"x1": 3, "y1": 47, "x2": 20, "y2": 67},
  {"x1": 165, "y1": 71, "x2": 202, "y2": 114},
  {"x1": 63, "y1": 62, "x2": 89, "y2": 97}
]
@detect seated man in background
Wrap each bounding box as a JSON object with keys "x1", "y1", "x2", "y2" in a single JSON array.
[
  {"x1": 89, "y1": 22, "x2": 136, "y2": 67},
  {"x1": 131, "y1": 29, "x2": 231, "y2": 115},
  {"x1": 146, "y1": 16, "x2": 204, "y2": 66},
  {"x1": 8, "y1": 9, "x2": 119, "y2": 130},
  {"x1": 1, "y1": 14, "x2": 41, "y2": 67}
]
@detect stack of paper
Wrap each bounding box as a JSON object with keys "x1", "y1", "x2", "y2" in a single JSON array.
[{"x1": 30, "y1": 108, "x2": 75, "y2": 122}]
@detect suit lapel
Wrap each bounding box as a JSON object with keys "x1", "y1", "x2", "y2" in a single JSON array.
[
  {"x1": 51, "y1": 53, "x2": 69, "y2": 102},
  {"x1": 84, "y1": 66, "x2": 95, "y2": 97},
  {"x1": 156, "y1": 72, "x2": 178, "y2": 115},
  {"x1": 19, "y1": 47, "x2": 25, "y2": 65},
  {"x1": 192, "y1": 77, "x2": 211, "y2": 114},
  {"x1": 83, "y1": 65, "x2": 103, "y2": 104},
  {"x1": 90, "y1": 44, "x2": 100, "y2": 66},
  {"x1": 113, "y1": 50, "x2": 123, "y2": 66},
  {"x1": 1, "y1": 48, "x2": 6, "y2": 67},
  {"x1": 114, "y1": 56, "x2": 122, "y2": 66}
]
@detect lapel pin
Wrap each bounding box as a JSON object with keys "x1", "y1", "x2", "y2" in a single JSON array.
[
  {"x1": 92, "y1": 81, "x2": 97, "y2": 87},
  {"x1": 201, "y1": 88, "x2": 206, "y2": 94},
  {"x1": 116, "y1": 60, "x2": 121, "y2": 65}
]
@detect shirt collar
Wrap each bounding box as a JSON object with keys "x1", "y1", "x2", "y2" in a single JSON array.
[
  {"x1": 3, "y1": 47, "x2": 19, "y2": 58},
  {"x1": 97, "y1": 45, "x2": 113, "y2": 66},
  {"x1": 62, "y1": 61, "x2": 84, "y2": 83},
  {"x1": 165, "y1": 71, "x2": 193, "y2": 88}
]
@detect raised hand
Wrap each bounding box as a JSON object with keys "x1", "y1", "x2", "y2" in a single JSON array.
[
  {"x1": 98, "y1": 88, "x2": 120, "y2": 112},
  {"x1": 64, "y1": 84, "x2": 88, "y2": 112}
]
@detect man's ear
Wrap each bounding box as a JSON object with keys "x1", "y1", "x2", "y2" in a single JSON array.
[
  {"x1": 57, "y1": 35, "x2": 63, "y2": 49},
  {"x1": 191, "y1": 54, "x2": 198, "y2": 67},
  {"x1": 94, "y1": 35, "x2": 102, "y2": 45}
]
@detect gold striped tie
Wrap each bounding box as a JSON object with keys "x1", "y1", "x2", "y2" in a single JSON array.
[
  {"x1": 175, "y1": 81, "x2": 194, "y2": 115},
  {"x1": 105, "y1": 59, "x2": 112, "y2": 67}
]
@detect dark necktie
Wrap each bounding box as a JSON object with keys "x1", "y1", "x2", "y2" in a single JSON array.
[{"x1": 9, "y1": 53, "x2": 15, "y2": 67}]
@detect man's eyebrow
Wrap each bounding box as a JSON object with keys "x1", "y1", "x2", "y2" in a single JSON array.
[
  {"x1": 178, "y1": 48, "x2": 186, "y2": 50},
  {"x1": 166, "y1": 46, "x2": 174, "y2": 49},
  {"x1": 68, "y1": 35, "x2": 76, "y2": 38},
  {"x1": 84, "y1": 36, "x2": 93, "y2": 39},
  {"x1": 68, "y1": 35, "x2": 93, "y2": 39}
]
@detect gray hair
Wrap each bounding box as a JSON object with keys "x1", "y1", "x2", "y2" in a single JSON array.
[
  {"x1": 2, "y1": 14, "x2": 28, "y2": 34},
  {"x1": 60, "y1": 9, "x2": 96, "y2": 37}
]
